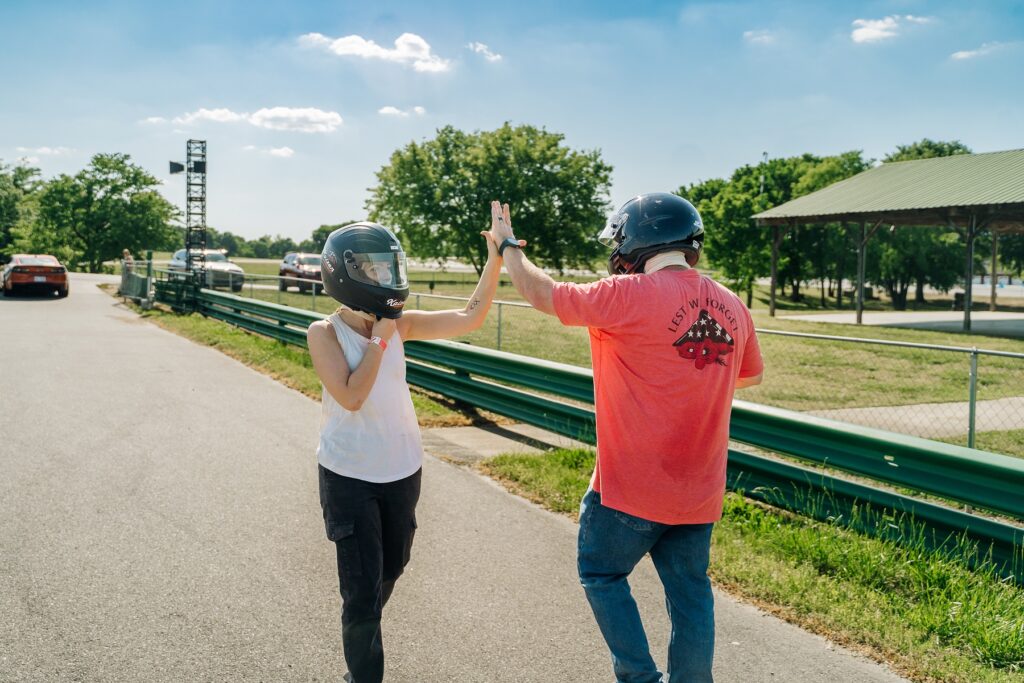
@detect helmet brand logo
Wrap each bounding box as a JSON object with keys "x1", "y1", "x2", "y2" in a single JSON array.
[{"x1": 386, "y1": 298, "x2": 405, "y2": 308}]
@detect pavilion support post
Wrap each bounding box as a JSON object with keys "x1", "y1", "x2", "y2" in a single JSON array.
[
  {"x1": 856, "y1": 220, "x2": 866, "y2": 325},
  {"x1": 990, "y1": 231, "x2": 999, "y2": 311},
  {"x1": 769, "y1": 225, "x2": 779, "y2": 317},
  {"x1": 837, "y1": 222, "x2": 848, "y2": 309},
  {"x1": 964, "y1": 214, "x2": 977, "y2": 332}
]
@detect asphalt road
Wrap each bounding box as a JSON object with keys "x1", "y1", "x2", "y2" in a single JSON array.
[{"x1": 0, "y1": 274, "x2": 908, "y2": 682}]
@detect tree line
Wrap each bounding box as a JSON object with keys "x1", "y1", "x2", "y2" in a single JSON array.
[
  {"x1": 0, "y1": 153, "x2": 356, "y2": 269},
  {"x1": 3, "y1": 132, "x2": 1022, "y2": 308},
  {"x1": 678, "y1": 139, "x2": 1024, "y2": 310}
]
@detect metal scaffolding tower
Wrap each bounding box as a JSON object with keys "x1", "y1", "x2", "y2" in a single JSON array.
[{"x1": 184, "y1": 140, "x2": 208, "y2": 279}]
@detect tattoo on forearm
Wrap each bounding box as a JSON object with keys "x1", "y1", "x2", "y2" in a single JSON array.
[{"x1": 469, "y1": 298, "x2": 480, "y2": 311}]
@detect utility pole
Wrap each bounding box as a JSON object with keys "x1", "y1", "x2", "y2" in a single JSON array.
[{"x1": 759, "y1": 151, "x2": 768, "y2": 196}]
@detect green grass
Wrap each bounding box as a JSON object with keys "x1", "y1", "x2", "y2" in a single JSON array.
[{"x1": 483, "y1": 447, "x2": 1024, "y2": 683}]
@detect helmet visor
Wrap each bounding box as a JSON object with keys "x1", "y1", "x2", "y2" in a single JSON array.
[
  {"x1": 598, "y1": 211, "x2": 628, "y2": 247},
  {"x1": 347, "y1": 252, "x2": 409, "y2": 289}
]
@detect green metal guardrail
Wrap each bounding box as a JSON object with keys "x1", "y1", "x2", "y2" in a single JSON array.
[
  {"x1": 156, "y1": 286, "x2": 1024, "y2": 579},
  {"x1": 730, "y1": 401, "x2": 1024, "y2": 521}
]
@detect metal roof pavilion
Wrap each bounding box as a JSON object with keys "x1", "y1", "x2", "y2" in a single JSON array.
[
  {"x1": 751, "y1": 149, "x2": 1024, "y2": 330},
  {"x1": 754, "y1": 149, "x2": 1024, "y2": 229}
]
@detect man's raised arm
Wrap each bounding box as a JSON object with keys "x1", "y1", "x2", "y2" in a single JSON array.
[{"x1": 487, "y1": 201, "x2": 557, "y2": 316}]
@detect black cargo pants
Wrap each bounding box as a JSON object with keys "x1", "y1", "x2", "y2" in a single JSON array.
[{"x1": 318, "y1": 464, "x2": 421, "y2": 683}]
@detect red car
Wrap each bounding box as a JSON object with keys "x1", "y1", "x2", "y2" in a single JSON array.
[
  {"x1": 279, "y1": 252, "x2": 323, "y2": 293},
  {"x1": 2, "y1": 254, "x2": 69, "y2": 298}
]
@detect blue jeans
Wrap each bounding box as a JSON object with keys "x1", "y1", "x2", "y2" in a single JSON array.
[{"x1": 578, "y1": 489, "x2": 715, "y2": 683}]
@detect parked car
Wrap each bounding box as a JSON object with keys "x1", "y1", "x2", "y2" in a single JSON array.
[
  {"x1": 2, "y1": 254, "x2": 69, "y2": 298},
  {"x1": 168, "y1": 249, "x2": 245, "y2": 292},
  {"x1": 279, "y1": 252, "x2": 323, "y2": 293}
]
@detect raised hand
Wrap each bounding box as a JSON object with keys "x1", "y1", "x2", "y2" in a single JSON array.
[
  {"x1": 372, "y1": 316, "x2": 397, "y2": 342},
  {"x1": 488, "y1": 200, "x2": 526, "y2": 255}
]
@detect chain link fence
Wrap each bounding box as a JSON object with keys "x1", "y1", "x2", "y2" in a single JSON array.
[
  {"x1": 742, "y1": 330, "x2": 1024, "y2": 454},
  {"x1": 180, "y1": 273, "x2": 1024, "y2": 456}
]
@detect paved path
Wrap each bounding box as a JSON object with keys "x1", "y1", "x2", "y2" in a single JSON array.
[
  {"x1": 809, "y1": 397, "x2": 1024, "y2": 438},
  {"x1": 0, "y1": 274, "x2": 907, "y2": 682},
  {"x1": 782, "y1": 310, "x2": 1024, "y2": 339}
]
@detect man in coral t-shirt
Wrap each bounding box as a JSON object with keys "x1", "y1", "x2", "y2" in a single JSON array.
[{"x1": 488, "y1": 193, "x2": 763, "y2": 683}]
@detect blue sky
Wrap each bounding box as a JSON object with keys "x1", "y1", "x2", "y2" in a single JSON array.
[{"x1": 2, "y1": 0, "x2": 1022, "y2": 241}]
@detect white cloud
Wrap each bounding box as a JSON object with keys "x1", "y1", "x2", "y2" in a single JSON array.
[
  {"x1": 242, "y1": 145, "x2": 296, "y2": 158},
  {"x1": 467, "y1": 42, "x2": 502, "y2": 62},
  {"x1": 16, "y1": 146, "x2": 74, "y2": 156},
  {"x1": 300, "y1": 31, "x2": 450, "y2": 73},
  {"x1": 141, "y1": 116, "x2": 167, "y2": 125},
  {"x1": 173, "y1": 107, "x2": 247, "y2": 125},
  {"x1": 378, "y1": 105, "x2": 426, "y2": 117},
  {"x1": 249, "y1": 107, "x2": 342, "y2": 133},
  {"x1": 743, "y1": 29, "x2": 776, "y2": 45},
  {"x1": 951, "y1": 41, "x2": 1013, "y2": 60},
  {"x1": 851, "y1": 15, "x2": 934, "y2": 43},
  {"x1": 167, "y1": 106, "x2": 342, "y2": 133}
]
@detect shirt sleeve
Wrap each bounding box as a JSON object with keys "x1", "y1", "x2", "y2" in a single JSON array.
[
  {"x1": 551, "y1": 278, "x2": 632, "y2": 330},
  {"x1": 737, "y1": 307, "x2": 764, "y2": 379}
]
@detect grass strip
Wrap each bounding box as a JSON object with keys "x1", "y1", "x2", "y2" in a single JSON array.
[{"x1": 482, "y1": 448, "x2": 1024, "y2": 683}]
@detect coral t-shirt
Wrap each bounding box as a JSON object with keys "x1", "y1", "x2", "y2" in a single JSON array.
[{"x1": 552, "y1": 269, "x2": 763, "y2": 525}]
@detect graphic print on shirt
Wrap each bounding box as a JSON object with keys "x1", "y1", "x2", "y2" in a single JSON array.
[{"x1": 673, "y1": 309, "x2": 734, "y2": 370}]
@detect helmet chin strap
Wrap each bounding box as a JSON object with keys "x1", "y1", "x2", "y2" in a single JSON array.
[{"x1": 644, "y1": 251, "x2": 692, "y2": 273}]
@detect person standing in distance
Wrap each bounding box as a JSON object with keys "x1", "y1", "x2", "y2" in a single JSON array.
[
  {"x1": 487, "y1": 195, "x2": 763, "y2": 683},
  {"x1": 307, "y1": 218, "x2": 515, "y2": 683}
]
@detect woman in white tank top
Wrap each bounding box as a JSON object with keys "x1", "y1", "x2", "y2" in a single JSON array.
[{"x1": 306, "y1": 215, "x2": 520, "y2": 683}]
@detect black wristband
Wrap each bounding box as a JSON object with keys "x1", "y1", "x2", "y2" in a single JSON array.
[{"x1": 498, "y1": 237, "x2": 522, "y2": 257}]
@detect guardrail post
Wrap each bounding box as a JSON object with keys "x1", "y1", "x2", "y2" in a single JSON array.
[
  {"x1": 311, "y1": 284, "x2": 317, "y2": 312},
  {"x1": 416, "y1": 294, "x2": 421, "y2": 310},
  {"x1": 497, "y1": 303, "x2": 503, "y2": 351},
  {"x1": 968, "y1": 348, "x2": 978, "y2": 449}
]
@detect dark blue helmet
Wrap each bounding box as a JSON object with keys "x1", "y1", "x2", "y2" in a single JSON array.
[
  {"x1": 321, "y1": 222, "x2": 409, "y2": 319},
  {"x1": 599, "y1": 193, "x2": 704, "y2": 275}
]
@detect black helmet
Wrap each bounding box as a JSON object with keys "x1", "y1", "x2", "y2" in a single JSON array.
[
  {"x1": 321, "y1": 222, "x2": 409, "y2": 319},
  {"x1": 599, "y1": 192, "x2": 704, "y2": 275}
]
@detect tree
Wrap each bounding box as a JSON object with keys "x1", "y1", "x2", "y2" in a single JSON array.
[
  {"x1": 869, "y1": 227, "x2": 962, "y2": 309},
  {"x1": 1001, "y1": 234, "x2": 1024, "y2": 282},
  {"x1": 298, "y1": 222, "x2": 357, "y2": 253},
  {"x1": 0, "y1": 161, "x2": 42, "y2": 261},
  {"x1": 680, "y1": 174, "x2": 766, "y2": 306},
  {"x1": 879, "y1": 139, "x2": 973, "y2": 306},
  {"x1": 368, "y1": 123, "x2": 613, "y2": 274},
  {"x1": 885, "y1": 138, "x2": 971, "y2": 162},
  {"x1": 791, "y1": 152, "x2": 872, "y2": 307},
  {"x1": 25, "y1": 154, "x2": 177, "y2": 271}
]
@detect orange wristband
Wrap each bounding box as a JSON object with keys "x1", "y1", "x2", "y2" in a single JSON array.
[{"x1": 369, "y1": 335, "x2": 387, "y2": 351}]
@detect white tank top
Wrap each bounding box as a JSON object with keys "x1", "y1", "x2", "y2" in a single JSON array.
[{"x1": 317, "y1": 313, "x2": 423, "y2": 483}]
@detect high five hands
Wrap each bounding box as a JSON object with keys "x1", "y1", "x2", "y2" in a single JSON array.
[{"x1": 481, "y1": 201, "x2": 527, "y2": 256}]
